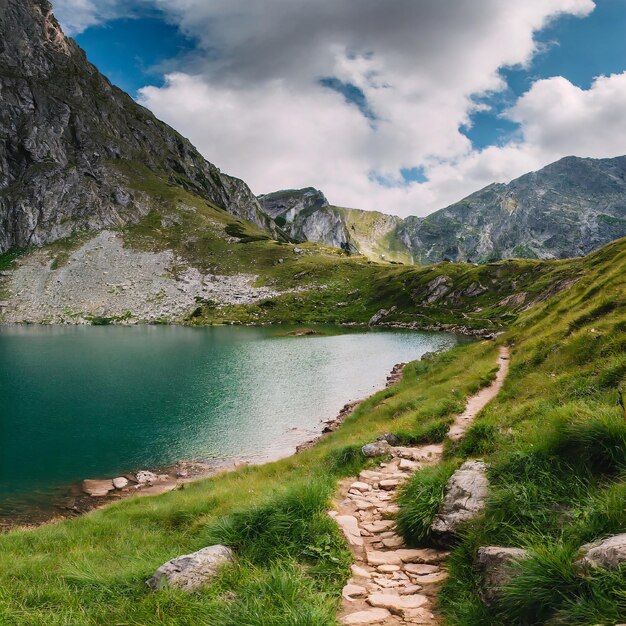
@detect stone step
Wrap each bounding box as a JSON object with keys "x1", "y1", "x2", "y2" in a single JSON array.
[
  {"x1": 341, "y1": 608, "x2": 393, "y2": 625},
  {"x1": 367, "y1": 591, "x2": 429, "y2": 616}
]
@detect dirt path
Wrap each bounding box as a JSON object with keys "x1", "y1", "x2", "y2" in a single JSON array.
[{"x1": 330, "y1": 346, "x2": 510, "y2": 625}]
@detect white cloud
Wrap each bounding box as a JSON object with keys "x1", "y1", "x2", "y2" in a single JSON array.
[
  {"x1": 52, "y1": 0, "x2": 128, "y2": 35},
  {"x1": 507, "y1": 72, "x2": 626, "y2": 160},
  {"x1": 59, "y1": 0, "x2": 615, "y2": 215}
]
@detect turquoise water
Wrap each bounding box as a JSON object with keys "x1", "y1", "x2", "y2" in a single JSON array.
[{"x1": 0, "y1": 325, "x2": 458, "y2": 515}]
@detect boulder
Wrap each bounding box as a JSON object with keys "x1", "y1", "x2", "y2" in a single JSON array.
[
  {"x1": 361, "y1": 441, "x2": 391, "y2": 458},
  {"x1": 368, "y1": 306, "x2": 396, "y2": 326},
  {"x1": 577, "y1": 534, "x2": 626, "y2": 572},
  {"x1": 112, "y1": 477, "x2": 129, "y2": 489},
  {"x1": 146, "y1": 545, "x2": 234, "y2": 592},
  {"x1": 431, "y1": 461, "x2": 489, "y2": 543},
  {"x1": 376, "y1": 433, "x2": 400, "y2": 446},
  {"x1": 476, "y1": 546, "x2": 528, "y2": 604}
]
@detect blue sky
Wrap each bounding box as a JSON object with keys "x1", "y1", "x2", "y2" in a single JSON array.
[
  {"x1": 55, "y1": 0, "x2": 626, "y2": 215},
  {"x1": 464, "y1": 0, "x2": 626, "y2": 149}
]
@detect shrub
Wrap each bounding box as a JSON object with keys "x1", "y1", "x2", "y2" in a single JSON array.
[
  {"x1": 396, "y1": 462, "x2": 458, "y2": 545},
  {"x1": 450, "y1": 422, "x2": 498, "y2": 457},
  {"x1": 395, "y1": 419, "x2": 450, "y2": 446},
  {"x1": 499, "y1": 543, "x2": 581, "y2": 624},
  {"x1": 549, "y1": 410, "x2": 626, "y2": 476}
]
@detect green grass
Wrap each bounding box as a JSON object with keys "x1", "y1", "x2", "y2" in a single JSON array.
[
  {"x1": 422, "y1": 237, "x2": 626, "y2": 625},
  {"x1": 396, "y1": 461, "x2": 459, "y2": 545}
]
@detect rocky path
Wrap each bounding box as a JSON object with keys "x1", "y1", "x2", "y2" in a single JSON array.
[{"x1": 330, "y1": 346, "x2": 510, "y2": 625}]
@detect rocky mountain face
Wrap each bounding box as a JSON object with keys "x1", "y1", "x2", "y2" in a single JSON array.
[
  {"x1": 258, "y1": 188, "x2": 412, "y2": 262},
  {"x1": 0, "y1": 0, "x2": 275, "y2": 254},
  {"x1": 400, "y1": 155, "x2": 626, "y2": 263},
  {"x1": 258, "y1": 188, "x2": 356, "y2": 252},
  {"x1": 263, "y1": 156, "x2": 626, "y2": 263}
]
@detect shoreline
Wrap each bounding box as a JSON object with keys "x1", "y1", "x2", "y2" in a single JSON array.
[
  {"x1": 0, "y1": 360, "x2": 410, "y2": 534},
  {"x1": 0, "y1": 318, "x2": 496, "y2": 339}
]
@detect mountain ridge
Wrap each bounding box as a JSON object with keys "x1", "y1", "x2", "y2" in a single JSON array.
[
  {"x1": 0, "y1": 0, "x2": 278, "y2": 254},
  {"x1": 260, "y1": 154, "x2": 626, "y2": 263}
]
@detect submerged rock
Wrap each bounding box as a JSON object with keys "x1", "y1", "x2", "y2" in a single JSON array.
[
  {"x1": 577, "y1": 534, "x2": 626, "y2": 572},
  {"x1": 431, "y1": 461, "x2": 489, "y2": 543},
  {"x1": 476, "y1": 546, "x2": 528, "y2": 604},
  {"x1": 82, "y1": 479, "x2": 114, "y2": 497},
  {"x1": 146, "y1": 545, "x2": 234, "y2": 592}
]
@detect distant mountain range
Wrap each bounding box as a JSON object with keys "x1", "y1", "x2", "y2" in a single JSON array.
[
  {"x1": 2, "y1": 0, "x2": 626, "y2": 265},
  {"x1": 259, "y1": 155, "x2": 626, "y2": 263}
]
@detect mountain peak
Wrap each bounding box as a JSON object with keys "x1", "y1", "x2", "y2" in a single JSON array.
[{"x1": 0, "y1": 0, "x2": 276, "y2": 253}]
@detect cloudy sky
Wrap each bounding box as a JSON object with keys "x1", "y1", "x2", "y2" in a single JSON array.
[{"x1": 54, "y1": 0, "x2": 626, "y2": 216}]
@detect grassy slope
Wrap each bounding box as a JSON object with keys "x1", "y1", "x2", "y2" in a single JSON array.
[
  {"x1": 0, "y1": 239, "x2": 623, "y2": 624},
  {"x1": 0, "y1": 159, "x2": 587, "y2": 331},
  {"x1": 398, "y1": 237, "x2": 626, "y2": 625},
  {"x1": 332, "y1": 206, "x2": 413, "y2": 265}
]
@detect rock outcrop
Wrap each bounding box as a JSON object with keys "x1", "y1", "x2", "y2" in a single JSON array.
[
  {"x1": 361, "y1": 441, "x2": 392, "y2": 458},
  {"x1": 431, "y1": 461, "x2": 489, "y2": 543},
  {"x1": 0, "y1": 0, "x2": 276, "y2": 254},
  {"x1": 146, "y1": 545, "x2": 234, "y2": 592},
  {"x1": 576, "y1": 534, "x2": 626, "y2": 572},
  {"x1": 475, "y1": 546, "x2": 528, "y2": 604},
  {"x1": 258, "y1": 188, "x2": 410, "y2": 262}
]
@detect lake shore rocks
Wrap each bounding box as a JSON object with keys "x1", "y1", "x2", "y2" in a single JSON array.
[
  {"x1": 81, "y1": 479, "x2": 114, "y2": 497},
  {"x1": 146, "y1": 545, "x2": 234, "y2": 592},
  {"x1": 112, "y1": 477, "x2": 129, "y2": 489}
]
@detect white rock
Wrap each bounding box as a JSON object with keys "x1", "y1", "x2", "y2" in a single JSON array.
[
  {"x1": 146, "y1": 545, "x2": 234, "y2": 592},
  {"x1": 136, "y1": 470, "x2": 158, "y2": 484},
  {"x1": 577, "y1": 534, "x2": 626, "y2": 571},
  {"x1": 112, "y1": 477, "x2": 129, "y2": 489},
  {"x1": 431, "y1": 461, "x2": 489, "y2": 542}
]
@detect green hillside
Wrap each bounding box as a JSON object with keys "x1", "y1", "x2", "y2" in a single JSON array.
[{"x1": 0, "y1": 237, "x2": 624, "y2": 624}]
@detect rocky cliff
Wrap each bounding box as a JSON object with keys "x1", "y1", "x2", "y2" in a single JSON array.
[
  {"x1": 400, "y1": 155, "x2": 626, "y2": 262},
  {"x1": 258, "y1": 188, "x2": 412, "y2": 262},
  {"x1": 0, "y1": 0, "x2": 275, "y2": 254},
  {"x1": 263, "y1": 156, "x2": 626, "y2": 263}
]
